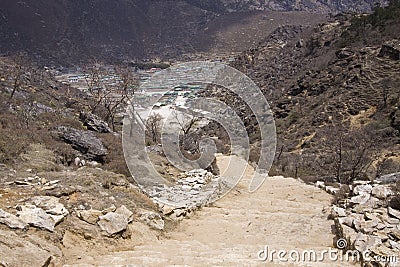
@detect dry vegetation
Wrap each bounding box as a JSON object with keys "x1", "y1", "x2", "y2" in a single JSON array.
[{"x1": 0, "y1": 56, "x2": 133, "y2": 177}]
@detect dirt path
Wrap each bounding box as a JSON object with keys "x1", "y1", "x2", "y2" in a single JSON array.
[{"x1": 67, "y1": 156, "x2": 356, "y2": 266}]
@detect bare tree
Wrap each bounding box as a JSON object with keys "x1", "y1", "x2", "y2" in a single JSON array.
[
  {"x1": 0, "y1": 53, "x2": 31, "y2": 101},
  {"x1": 145, "y1": 113, "x2": 163, "y2": 144},
  {"x1": 172, "y1": 110, "x2": 202, "y2": 153},
  {"x1": 319, "y1": 126, "x2": 375, "y2": 184},
  {"x1": 174, "y1": 110, "x2": 201, "y2": 135},
  {"x1": 82, "y1": 62, "x2": 109, "y2": 113},
  {"x1": 73, "y1": 63, "x2": 136, "y2": 131},
  {"x1": 102, "y1": 67, "x2": 136, "y2": 131}
]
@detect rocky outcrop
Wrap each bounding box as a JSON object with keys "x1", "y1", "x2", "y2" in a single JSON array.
[
  {"x1": 55, "y1": 126, "x2": 107, "y2": 161},
  {"x1": 79, "y1": 112, "x2": 112, "y2": 133}
]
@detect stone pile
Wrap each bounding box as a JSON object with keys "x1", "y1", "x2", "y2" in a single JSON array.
[
  {"x1": 0, "y1": 196, "x2": 69, "y2": 232},
  {"x1": 75, "y1": 204, "x2": 165, "y2": 235},
  {"x1": 148, "y1": 169, "x2": 223, "y2": 220},
  {"x1": 11, "y1": 175, "x2": 60, "y2": 190},
  {"x1": 317, "y1": 180, "x2": 400, "y2": 266}
]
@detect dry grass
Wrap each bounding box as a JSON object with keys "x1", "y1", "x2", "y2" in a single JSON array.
[{"x1": 100, "y1": 133, "x2": 130, "y2": 177}]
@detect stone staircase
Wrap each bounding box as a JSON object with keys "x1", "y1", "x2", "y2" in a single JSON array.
[{"x1": 65, "y1": 156, "x2": 358, "y2": 267}]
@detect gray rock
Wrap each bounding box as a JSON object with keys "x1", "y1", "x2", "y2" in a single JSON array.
[
  {"x1": 79, "y1": 112, "x2": 112, "y2": 133},
  {"x1": 102, "y1": 204, "x2": 117, "y2": 214},
  {"x1": 325, "y1": 186, "x2": 340, "y2": 195},
  {"x1": 333, "y1": 205, "x2": 347, "y2": 217},
  {"x1": 161, "y1": 205, "x2": 174, "y2": 215},
  {"x1": 371, "y1": 185, "x2": 393, "y2": 199},
  {"x1": 315, "y1": 181, "x2": 325, "y2": 189},
  {"x1": 98, "y1": 205, "x2": 133, "y2": 235},
  {"x1": 372, "y1": 232, "x2": 389, "y2": 242},
  {"x1": 77, "y1": 209, "x2": 102, "y2": 225},
  {"x1": 352, "y1": 204, "x2": 373, "y2": 214},
  {"x1": 30, "y1": 196, "x2": 69, "y2": 217},
  {"x1": 115, "y1": 205, "x2": 134, "y2": 223},
  {"x1": 354, "y1": 233, "x2": 382, "y2": 253},
  {"x1": 0, "y1": 209, "x2": 28, "y2": 229},
  {"x1": 55, "y1": 126, "x2": 108, "y2": 161},
  {"x1": 138, "y1": 209, "x2": 164, "y2": 230},
  {"x1": 385, "y1": 217, "x2": 400, "y2": 225},
  {"x1": 353, "y1": 184, "x2": 373, "y2": 195},
  {"x1": 353, "y1": 180, "x2": 370, "y2": 186},
  {"x1": 376, "y1": 172, "x2": 400, "y2": 184},
  {"x1": 350, "y1": 193, "x2": 371, "y2": 205},
  {"x1": 364, "y1": 212, "x2": 380, "y2": 221},
  {"x1": 362, "y1": 196, "x2": 381, "y2": 209},
  {"x1": 388, "y1": 240, "x2": 400, "y2": 250},
  {"x1": 361, "y1": 220, "x2": 379, "y2": 234},
  {"x1": 173, "y1": 208, "x2": 186, "y2": 217},
  {"x1": 370, "y1": 244, "x2": 397, "y2": 259},
  {"x1": 338, "y1": 217, "x2": 353, "y2": 227},
  {"x1": 17, "y1": 205, "x2": 58, "y2": 232},
  {"x1": 376, "y1": 223, "x2": 386, "y2": 230},
  {"x1": 388, "y1": 207, "x2": 400, "y2": 220}
]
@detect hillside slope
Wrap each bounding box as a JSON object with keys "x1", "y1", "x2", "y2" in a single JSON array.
[
  {"x1": 0, "y1": 0, "x2": 387, "y2": 64},
  {"x1": 205, "y1": 1, "x2": 400, "y2": 183}
]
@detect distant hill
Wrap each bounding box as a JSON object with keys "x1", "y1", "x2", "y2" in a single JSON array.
[
  {"x1": 0, "y1": 0, "x2": 387, "y2": 65},
  {"x1": 186, "y1": 0, "x2": 388, "y2": 13}
]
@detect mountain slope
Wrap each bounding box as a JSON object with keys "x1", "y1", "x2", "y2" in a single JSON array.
[
  {"x1": 204, "y1": 1, "x2": 400, "y2": 183},
  {"x1": 0, "y1": 0, "x2": 387, "y2": 64},
  {"x1": 192, "y1": 0, "x2": 387, "y2": 13}
]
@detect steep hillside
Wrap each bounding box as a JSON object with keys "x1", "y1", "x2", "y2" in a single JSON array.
[
  {"x1": 205, "y1": 1, "x2": 400, "y2": 183},
  {"x1": 0, "y1": 0, "x2": 387, "y2": 65}
]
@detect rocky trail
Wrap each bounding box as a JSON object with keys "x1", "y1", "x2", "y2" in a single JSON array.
[{"x1": 67, "y1": 156, "x2": 355, "y2": 267}]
